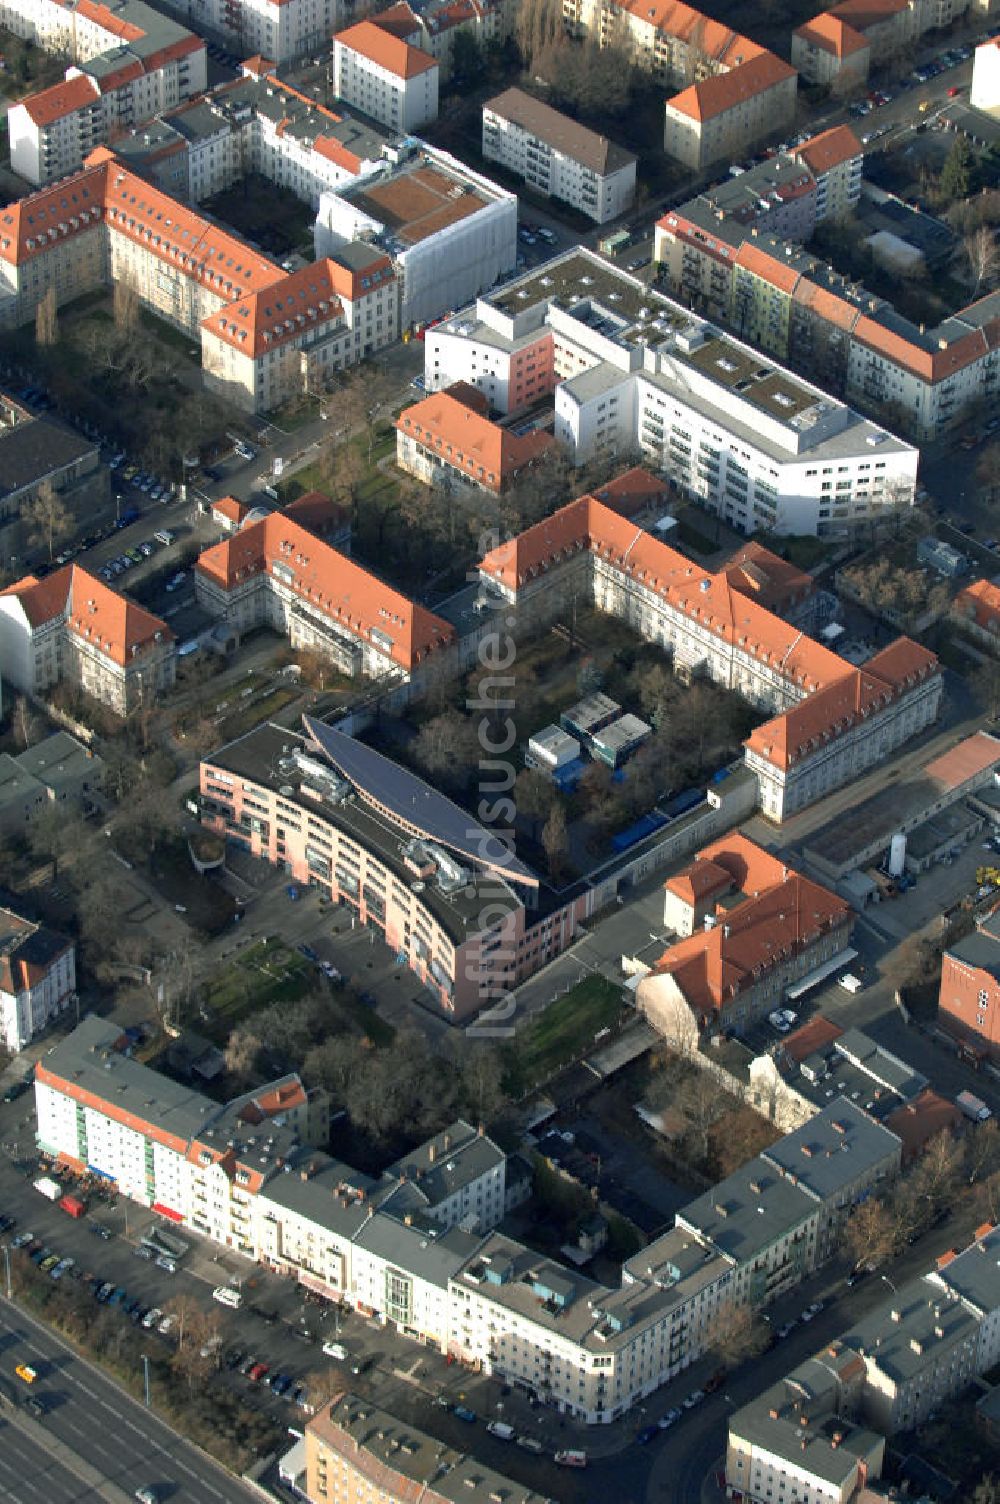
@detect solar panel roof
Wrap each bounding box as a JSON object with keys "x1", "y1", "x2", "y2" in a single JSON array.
[{"x1": 302, "y1": 716, "x2": 537, "y2": 886}]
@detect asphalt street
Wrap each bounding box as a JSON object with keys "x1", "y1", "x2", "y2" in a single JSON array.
[
  {"x1": 0, "y1": 1410, "x2": 101, "y2": 1504},
  {"x1": 0, "y1": 1298, "x2": 261, "y2": 1504}
]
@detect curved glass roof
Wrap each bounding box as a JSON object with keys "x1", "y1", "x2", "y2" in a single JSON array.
[{"x1": 303, "y1": 716, "x2": 537, "y2": 887}]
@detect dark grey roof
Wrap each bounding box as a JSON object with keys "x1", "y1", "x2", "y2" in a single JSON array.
[
  {"x1": 0, "y1": 414, "x2": 97, "y2": 499},
  {"x1": 677, "y1": 1155, "x2": 818, "y2": 1262},
  {"x1": 762, "y1": 1099, "x2": 901, "y2": 1201},
  {"x1": 387, "y1": 1119, "x2": 504, "y2": 1205},
  {"x1": 40, "y1": 1017, "x2": 218, "y2": 1146},
  {"x1": 843, "y1": 1277, "x2": 980, "y2": 1384},
  {"x1": 303, "y1": 716, "x2": 535, "y2": 884},
  {"x1": 256, "y1": 1152, "x2": 387, "y2": 1237},
  {"x1": 948, "y1": 930, "x2": 1000, "y2": 980},
  {"x1": 353, "y1": 1217, "x2": 483, "y2": 1287},
  {"x1": 930, "y1": 1225, "x2": 1000, "y2": 1317},
  {"x1": 730, "y1": 1354, "x2": 882, "y2": 1485},
  {"x1": 833, "y1": 1029, "x2": 926, "y2": 1098}
]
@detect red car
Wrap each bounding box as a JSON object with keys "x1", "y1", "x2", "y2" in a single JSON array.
[
  {"x1": 248, "y1": 1363, "x2": 269, "y2": 1383},
  {"x1": 948, "y1": 85, "x2": 962, "y2": 97}
]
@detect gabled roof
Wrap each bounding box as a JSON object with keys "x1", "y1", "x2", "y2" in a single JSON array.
[
  {"x1": 196, "y1": 514, "x2": 454, "y2": 672},
  {"x1": 212, "y1": 495, "x2": 250, "y2": 525},
  {"x1": 1, "y1": 564, "x2": 172, "y2": 665},
  {"x1": 484, "y1": 88, "x2": 636, "y2": 177},
  {"x1": 480, "y1": 495, "x2": 844, "y2": 694},
  {"x1": 666, "y1": 51, "x2": 795, "y2": 123},
  {"x1": 734, "y1": 240, "x2": 802, "y2": 295},
  {"x1": 793, "y1": 124, "x2": 862, "y2": 176},
  {"x1": 651, "y1": 842, "x2": 849, "y2": 1020},
  {"x1": 793, "y1": 12, "x2": 869, "y2": 58},
  {"x1": 954, "y1": 577, "x2": 1000, "y2": 631},
  {"x1": 395, "y1": 392, "x2": 554, "y2": 492},
  {"x1": 18, "y1": 74, "x2": 100, "y2": 128},
  {"x1": 721, "y1": 541, "x2": 814, "y2": 613},
  {"x1": 334, "y1": 18, "x2": 438, "y2": 79}
]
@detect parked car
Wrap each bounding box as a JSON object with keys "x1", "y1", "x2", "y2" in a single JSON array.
[
  {"x1": 659, "y1": 1407, "x2": 682, "y2": 1429},
  {"x1": 636, "y1": 1425, "x2": 658, "y2": 1444},
  {"x1": 682, "y1": 1390, "x2": 705, "y2": 1409},
  {"x1": 453, "y1": 1405, "x2": 477, "y2": 1423}
]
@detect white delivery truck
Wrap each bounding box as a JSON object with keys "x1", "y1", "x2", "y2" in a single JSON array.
[{"x1": 34, "y1": 1176, "x2": 62, "y2": 1201}]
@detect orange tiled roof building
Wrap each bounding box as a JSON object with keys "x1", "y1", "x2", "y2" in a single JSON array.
[
  {"x1": 562, "y1": 0, "x2": 797, "y2": 170},
  {"x1": 195, "y1": 508, "x2": 455, "y2": 682},
  {"x1": 479, "y1": 492, "x2": 941, "y2": 820},
  {"x1": 0, "y1": 563, "x2": 175, "y2": 716},
  {"x1": 639, "y1": 834, "x2": 852, "y2": 1042},
  {"x1": 0, "y1": 149, "x2": 398, "y2": 414}
]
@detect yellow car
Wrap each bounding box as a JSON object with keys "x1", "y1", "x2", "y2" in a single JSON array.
[{"x1": 15, "y1": 1364, "x2": 37, "y2": 1385}]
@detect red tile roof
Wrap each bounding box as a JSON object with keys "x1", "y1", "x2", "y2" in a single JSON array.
[
  {"x1": 480, "y1": 492, "x2": 939, "y2": 776},
  {"x1": 667, "y1": 51, "x2": 795, "y2": 123},
  {"x1": 1, "y1": 564, "x2": 173, "y2": 667},
  {"x1": 954, "y1": 577, "x2": 1000, "y2": 632},
  {"x1": 213, "y1": 496, "x2": 250, "y2": 526},
  {"x1": 196, "y1": 514, "x2": 453, "y2": 672},
  {"x1": 793, "y1": 13, "x2": 869, "y2": 58},
  {"x1": 19, "y1": 74, "x2": 99, "y2": 128},
  {"x1": 779, "y1": 1013, "x2": 844, "y2": 1064},
  {"x1": 924, "y1": 730, "x2": 1000, "y2": 791},
  {"x1": 664, "y1": 857, "x2": 733, "y2": 906},
  {"x1": 721, "y1": 541, "x2": 814, "y2": 614},
  {"x1": 334, "y1": 18, "x2": 438, "y2": 78},
  {"x1": 793, "y1": 123, "x2": 862, "y2": 175},
  {"x1": 395, "y1": 392, "x2": 554, "y2": 493},
  {"x1": 592, "y1": 466, "x2": 669, "y2": 518},
  {"x1": 201, "y1": 253, "x2": 394, "y2": 359},
  {"x1": 651, "y1": 839, "x2": 849, "y2": 1021},
  {"x1": 886, "y1": 1088, "x2": 962, "y2": 1164},
  {"x1": 480, "y1": 494, "x2": 845, "y2": 695},
  {"x1": 734, "y1": 240, "x2": 802, "y2": 295},
  {"x1": 829, "y1": 0, "x2": 910, "y2": 29}
]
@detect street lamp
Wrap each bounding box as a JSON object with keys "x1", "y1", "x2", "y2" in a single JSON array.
[
  {"x1": 141, "y1": 1353, "x2": 151, "y2": 1408},
  {"x1": 1, "y1": 1243, "x2": 11, "y2": 1301},
  {"x1": 880, "y1": 1274, "x2": 898, "y2": 1294}
]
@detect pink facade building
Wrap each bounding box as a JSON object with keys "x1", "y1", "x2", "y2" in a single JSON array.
[{"x1": 199, "y1": 717, "x2": 591, "y2": 1021}]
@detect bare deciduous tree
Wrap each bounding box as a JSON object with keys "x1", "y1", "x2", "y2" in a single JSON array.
[
  {"x1": 705, "y1": 1303, "x2": 772, "y2": 1368},
  {"x1": 113, "y1": 280, "x2": 140, "y2": 332},
  {"x1": 845, "y1": 1196, "x2": 895, "y2": 1271},
  {"x1": 13, "y1": 695, "x2": 38, "y2": 751},
  {"x1": 541, "y1": 801, "x2": 570, "y2": 884},
  {"x1": 35, "y1": 286, "x2": 59, "y2": 347},
  {"x1": 23, "y1": 480, "x2": 72, "y2": 562},
  {"x1": 964, "y1": 224, "x2": 1000, "y2": 296}
]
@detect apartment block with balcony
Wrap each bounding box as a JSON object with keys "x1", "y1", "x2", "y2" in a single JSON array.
[
  {"x1": 5, "y1": 0, "x2": 206, "y2": 186},
  {"x1": 482, "y1": 87, "x2": 636, "y2": 223}
]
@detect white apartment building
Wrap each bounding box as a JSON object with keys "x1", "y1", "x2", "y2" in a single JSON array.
[
  {"x1": 36, "y1": 1015, "x2": 910, "y2": 1424},
  {"x1": 926, "y1": 1223, "x2": 1000, "y2": 1374},
  {"x1": 111, "y1": 63, "x2": 394, "y2": 209},
  {"x1": 315, "y1": 143, "x2": 516, "y2": 330},
  {"x1": 156, "y1": 0, "x2": 339, "y2": 62},
  {"x1": 333, "y1": 19, "x2": 439, "y2": 133},
  {"x1": 8, "y1": 76, "x2": 105, "y2": 186},
  {"x1": 427, "y1": 249, "x2": 919, "y2": 538},
  {"x1": 0, "y1": 907, "x2": 75, "y2": 1054},
  {"x1": 4, "y1": 0, "x2": 206, "y2": 186},
  {"x1": 481, "y1": 88, "x2": 636, "y2": 225},
  {"x1": 728, "y1": 1348, "x2": 884, "y2": 1504}
]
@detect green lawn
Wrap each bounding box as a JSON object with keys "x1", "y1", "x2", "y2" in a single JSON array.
[
  {"x1": 504, "y1": 975, "x2": 624, "y2": 1094},
  {"x1": 218, "y1": 685, "x2": 299, "y2": 740},
  {"x1": 205, "y1": 941, "x2": 313, "y2": 1024}
]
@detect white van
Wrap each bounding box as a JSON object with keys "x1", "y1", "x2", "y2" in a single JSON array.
[
  {"x1": 838, "y1": 973, "x2": 863, "y2": 994},
  {"x1": 322, "y1": 1340, "x2": 348, "y2": 1360},
  {"x1": 212, "y1": 1285, "x2": 242, "y2": 1309}
]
